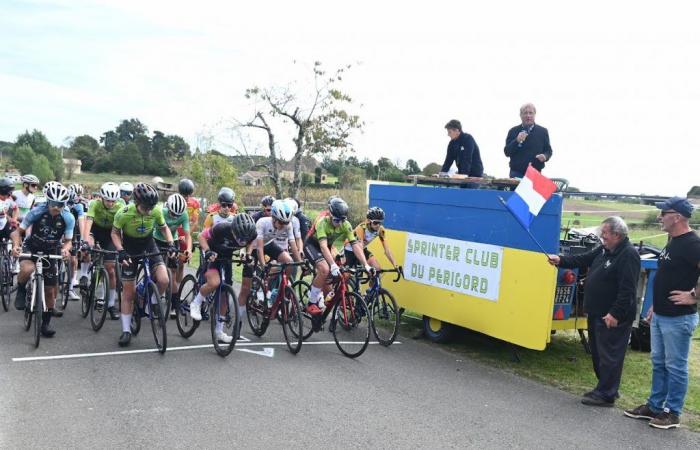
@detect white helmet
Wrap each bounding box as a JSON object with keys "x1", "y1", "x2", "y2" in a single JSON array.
[
  {"x1": 152, "y1": 176, "x2": 164, "y2": 184},
  {"x1": 43, "y1": 181, "x2": 61, "y2": 196},
  {"x1": 45, "y1": 182, "x2": 70, "y2": 203},
  {"x1": 100, "y1": 182, "x2": 120, "y2": 201},
  {"x1": 119, "y1": 182, "x2": 134, "y2": 193},
  {"x1": 166, "y1": 193, "x2": 186, "y2": 216},
  {"x1": 284, "y1": 198, "x2": 299, "y2": 214},
  {"x1": 270, "y1": 199, "x2": 293, "y2": 223},
  {"x1": 21, "y1": 174, "x2": 40, "y2": 184},
  {"x1": 68, "y1": 183, "x2": 84, "y2": 196}
]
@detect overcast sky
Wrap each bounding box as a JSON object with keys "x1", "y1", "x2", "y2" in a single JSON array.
[{"x1": 1, "y1": 0, "x2": 698, "y2": 196}]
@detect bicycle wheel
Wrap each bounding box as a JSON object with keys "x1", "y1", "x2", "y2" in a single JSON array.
[
  {"x1": 281, "y1": 286, "x2": 303, "y2": 354},
  {"x1": 34, "y1": 280, "x2": 43, "y2": 348},
  {"x1": 58, "y1": 259, "x2": 73, "y2": 311},
  {"x1": 291, "y1": 279, "x2": 314, "y2": 340},
  {"x1": 331, "y1": 291, "x2": 370, "y2": 358},
  {"x1": 245, "y1": 284, "x2": 268, "y2": 337},
  {"x1": 23, "y1": 280, "x2": 33, "y2": 331},
  {"x1": 162, "y1": 266, "x2": 172, "y2": 319},
  {"x1": 89, "y1": 268, "x2": 109, "y2": 331},
  {"x1": 130, "y1": 287, "x2": 142, "y2": 336},
  {"x1": 370, "y1": 288, "x2": 400, "y2": 346},
  {"x1": 80, "y1": 269, "x2": 93, "y2": 318},
  {"x1": 146, "y1": 280, "x2": 167, "y2": 354},
  {"x1": 1, "y1": 255, "x2": 10, "y2": 312},
  {"x1": 211, "y1": 285, "x2": 239, "y2": 357},
  {"x1": 175, "y1": 274, "x2": 199, "y2": 338}
]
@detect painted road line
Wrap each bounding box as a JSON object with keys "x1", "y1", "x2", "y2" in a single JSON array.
[{"x1": 12, "y1": 340, "x2": 401, "y2": 362}]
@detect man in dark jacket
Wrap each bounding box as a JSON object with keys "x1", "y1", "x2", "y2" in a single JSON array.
[
  {"x1": 548, "y1": 216, "x2": 640, "y2": 406},
  {"x1": 439, "y1": 119, "x2": 483, "y2": 177},
  {"x1": 504, "y1": 103, "x2": 553, "y2": 178}
]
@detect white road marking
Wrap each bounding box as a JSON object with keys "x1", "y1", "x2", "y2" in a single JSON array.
[
  {"x1": 11, "y1": 340, "x2": 400, "y2": 362},
  {"x1": 237, "y1": 347, "x2": 274, "y2": 358}
]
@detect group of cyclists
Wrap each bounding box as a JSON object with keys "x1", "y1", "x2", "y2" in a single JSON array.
[{"x1": 0, "y1": 173, "x2": 398, "y2": 349}]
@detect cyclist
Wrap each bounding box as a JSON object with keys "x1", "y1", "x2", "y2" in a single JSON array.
[
  {"x1": 304, "y1": 197, "x2": 373, "y2": 315},
  {"x1": 191, "y1": 213, "x2": 257, "y2": 343},
  {"x1": 153, "y1": 193, "x2": 191, "y2": 315},
  {"x1": 119, "y1": 182, "x2": 134, "y2": 204},
  {"x1": 0, "y1": 178, "x2": 19, "y2": 256},
  {"x1": 11, "y1": 182, "x2": 74, "y2": 337},
  {"x1": 344, "y1": 206, "x2": 397, "y2": 273},
  {"x1": 178, "y1": 178, "x2": 200, "y2": 233},
  {"x1": 61, "y1": 185, "x2": 87, "y2": 305},
  {"x1": 13, "y1": 174, "x2": 39, "y2": 222},
  {"x1": 251, "y1": 195, "x2": 275, "y2": 222},
  {"x1": 203, "y1": 187, "x2": 237, "y2": 228},
  {"x1": 283, "y1": 198, "x2": 305, "y2": 255},
  {"x1": 112, "y1": 183, "x2": 176, "y2": 347},
  {"x1": 84, "y1": 182, "x2": 124, "y2": 320}
]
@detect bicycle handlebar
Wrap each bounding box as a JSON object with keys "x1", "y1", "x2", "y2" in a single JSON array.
[{"x1": 18, "y1": 253, "x2": 64, "y2": 260}]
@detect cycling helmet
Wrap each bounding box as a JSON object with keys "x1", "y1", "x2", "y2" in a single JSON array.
[
  {"x1": 218, "y1": 187, "x2": 235, "y2": 203},
  {"x1": 327, "y1": 195, "x2": 339, "y2": 207},
  {"x1": 366, "y1": 207, "x2": 385, "y2": 221},
  {"x1": 178, "y1": 178, "x2": 195, "y2": 196},
  {"x1": 119, "y1": 182, "x2": 133, "y2": 193},
  {"x1": 0, "y1": 177, "x2": 14, "y2": 196},
  {"x1": 329, "y1": 197, "x2": 349, "y2": 219},
  {"x1": 45, "y1": 182, "x2": 70, "y2": 203},
  {"x1": 68, "y1": 183, "x2": 84, "y2": 196},
  {"x1": 260, "y1": 195, "x2": 275, "y2": 207},
  {"x1": 152, "y1": 176, "x2": 164, "y2": 184},
  {"x1": 133, "y1": 183, "x2": 159, "y2": 208},
  {"x1": 166, "y1": 193, "x2": 187, "y2": 216},
  {"x1": 67, "y1": 185, "x2": 79, "y2": 203},
  {"x1": 21, "y1": 174, "x2": 40, "y2": 185},
  {"x1": 284, "y1": 198, "x2": 299, "y2": 214},
  {"x1": 231, "y1": 213, "x2": 257, "y2": 243},
  {"x1": 271, "y1": 199, "x2": 293, "y2": 223},
  {"x1": 99, "y1": 182, "x2": 120, "y2": 201},
  {"x1": 43, "y1": 181, "x2": 61, "y2": 196}
]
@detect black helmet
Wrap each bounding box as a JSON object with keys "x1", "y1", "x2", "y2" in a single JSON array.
[
  {"x1": 218, "y1": 187, "x2": 235, "y2": 203},
  {"x1": 0, "y1": 177, "x2": 13, "y2": 196},
  {"x1": 231, "y1": 213, "x2": 257, "y2": 243},
  {"x1": 329, "y1": 197, "x2": 349, "y2": 219},
  {"x1": 133, "y1": 183, "x2": 159, "y2": 208},
  {"x1": 178, "y1": 178, "x2": 194, "y2": 196},
  {"x1": 367, "y1": 207, "x2": 385, "y2": 221},
  {"x1": 260, "y1": 195, "x2": 275, "y2": 207}
]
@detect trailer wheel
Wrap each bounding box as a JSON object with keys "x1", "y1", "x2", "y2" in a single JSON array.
[{"x1": 423, "y1": 316, "x2": 455, "y2": 343}]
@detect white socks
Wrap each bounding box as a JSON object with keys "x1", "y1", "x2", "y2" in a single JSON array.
[
  {"x1": 108, "y1": 289, "x2": 117, "y2": 307},
  {"x1": 120, "y1": 313, "x2": 131, "y2": 333},
  {"x1": 192, "y1": 292, "x2": 205, "y2": 307},
  {"x1": 309, "y1": 286, "x2": 321, "y2": 304}
]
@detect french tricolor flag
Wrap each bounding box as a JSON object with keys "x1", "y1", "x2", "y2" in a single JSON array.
[{"x1": 505, "y1": 165, "x2": 557, "y2": 229}]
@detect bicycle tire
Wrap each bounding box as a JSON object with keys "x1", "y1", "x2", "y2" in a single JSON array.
[
  {"x1": 245, "y1": 284, "x2": 268, "y2": 337},
  {"x1": 146, "y1": 280, "x2": 167, "y2": 354},
  {"x1": 211, "y1": 284, "x2": 239, "y2": 357},
  {"x1": 175, "y1": 274, "x2": 199, "y2": 338},
  {"x1": 331, "y1": 291, "x2": 370, "y2": 358},
  {"x1": 281, "y1": 286, "x2": 303, "y2": 354},
  {"x1": 291, "y1": 279, "x2": 314, "y2": 340},
  {"x1": 130, "y1": 286, "x2": 142, "y2": 336},
  {"x1": 370, "y1": 288, "x2": 400, "y2": 347},
  {"x1": 89, "y1": 268, "x2": 109, "y2": 331},
  {"x1": 80, "y1": 269, "x2": 94, "y2": 318},
  {"x1": 0, "y1": 255, "x2": 10, "y2": 312},
  {"x1": 34, "y1": 279, "x2": 43, "y2": 348},
  {"x1": 162, "y1": 266, "x2": 172, "y2": 320},
  {"x1": 59, "y1": 259, "x2": 73, "y2": 311},
  {"x1": 23, "y1": 280, "x2": 33, "y2": 331}
]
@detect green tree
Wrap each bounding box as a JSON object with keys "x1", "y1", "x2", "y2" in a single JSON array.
[
  {"x1": 31, "y1": 155, "x2": 54, "y2": 183},
  {"x1": 12, "y1": 144, "x2": 36, "y2": 174},
  {"x1": 68, "y1": 134, "x2": 100, "y2": 171},
  {"x1": 15, "y1": 130, "x2": 63, "y2": 179},
  {"x1": 404, "y1": 159, "x2": 421, "y2": 175},
  {"x1": 422, "y1": 162, "x2": 442, "y2": 176},
  {"x1": 112, "y1": 142, "x2": 144, "y2": 174},
  {"x1": 339, "y1": 166, "x2": 365, "y2": 189},
  {"x1": 180, "y1": 152, "x2": 239, "y2": 206}
]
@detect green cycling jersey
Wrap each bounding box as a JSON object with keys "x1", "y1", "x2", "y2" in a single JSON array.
[
  {"x1": 153, "y1": 207, "x2": 189, "y2": 242},
  {"x1": 113, "y1": 203, "x2": 166, "y2": 239},
  {"x1": 86, "y1": 198, "x2": 125, "y2": 229},
  {"x1": 311, "y1": 216, "x2": 356, "y2": 246}
]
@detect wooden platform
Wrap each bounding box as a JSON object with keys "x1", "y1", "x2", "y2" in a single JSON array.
[{"x1": 405, "y1": 175, "x2": 519, "y2": 190}]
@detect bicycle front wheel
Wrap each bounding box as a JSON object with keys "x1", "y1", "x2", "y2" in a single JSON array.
[
  {"x1": 281, "y1": 286, "x2": 303, "y2": 354},
  {"x1": 23, "y1": 281, "x2": 34, "y2": 331},
  {"x1": 33, "y1": 280, "x2": 44, "y2": 348},
  {"x1": 331, "y1": 291, "x2": 370, "y2": 358},
  {"x1": 146, "y1": 280, "x2": 167, "y2": 354},
  {"x1": 0, "y1": 255, "x2": 11, "y2": 312},
  {"x1": 211, "y1": 284, "x2": 239, "y2": 357},
  {"x1": 89, "y1": 268, "x2": 109, "y2": 331},
  {"x1": 175, "y1": 274, "x2": 199, "y2": 338},
  {"x1": 370, "y1": 288, "x2": 400, "y2": 346},
  {"x1": 80, "y1": 270, "x2": 92, "y2": 318},
  {"x1": 291, "y1": 279, "x2": 314, "y2": 340},
  {"x1": 245, "y1": 284, "x2": 268, "y2": 337},
  {"x1": 58, "y1": 259, "x2": 73, "y2": 311}
]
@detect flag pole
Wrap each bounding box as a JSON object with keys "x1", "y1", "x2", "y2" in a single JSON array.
[{"x1": 497, "y1": 196, "x2": 552, "y2": 258}]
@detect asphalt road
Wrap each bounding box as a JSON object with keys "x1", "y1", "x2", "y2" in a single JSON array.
[{"x1": 1, "y1": 299, "x2": 699, "y2": 449}]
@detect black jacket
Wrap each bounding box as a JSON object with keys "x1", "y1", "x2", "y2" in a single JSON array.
[
  {"x1": 504, "y1": 123, "x2": 552, "y2": 174},
  {"x1": 441, "y1": 132, "x2": 483, "y2": 176},
  {"x1": 558, "y1": 238, "x2": 640, "y2": 322}
]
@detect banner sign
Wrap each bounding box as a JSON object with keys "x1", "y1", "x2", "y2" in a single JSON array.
[{"x1": 404, "y1": 232, "x2": 503, "y2": 301}]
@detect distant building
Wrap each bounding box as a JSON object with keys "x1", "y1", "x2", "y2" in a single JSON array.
[
  {"x1": 63, "y1": 158, "x2": 82, "y2": 175},
  {"x1": 238, "y1": 170, "x2": 269, "y2": 186}
]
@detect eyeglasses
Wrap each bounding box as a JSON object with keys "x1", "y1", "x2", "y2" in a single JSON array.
[
  {"x1": 120, "y1": 190, "x2": 132, "y2": 197},
  {"x1": 220, "y1": 202, "x2": 234, "y2": 208},
  {"x1": 370, "y1": 220, "x2": 383, "y2": 226},
  {"x1": 660, "y1": 211, "x2": 679, "y2": 217},
  {"x1": 264, "y1": 208, "x2": 272, "y2": 213},
  {"x1": 29, "y1": 183, "x2": 38, "y2": 188},
  {"x1": 47, "y1": 200, "x2": 65, "y2": 208},
  {"x1": 332, "y1": 216, "x2": 346, "y2": 224}
]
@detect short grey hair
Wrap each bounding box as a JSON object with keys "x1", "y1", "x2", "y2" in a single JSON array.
[
  {"x1": 520, "y1": 103, "x2": 536, "y2": 114},
  {"x1": 602, "y1": 216, "x2": 628, "y2": 238}
]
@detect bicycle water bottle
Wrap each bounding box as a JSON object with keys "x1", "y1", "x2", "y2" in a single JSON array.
[
  {"x1": 322, "y1": 290, "x2": 334, "y2": 310},
  {"x1": 268, "y1": 288, "x2": 278, "y2": 307}
]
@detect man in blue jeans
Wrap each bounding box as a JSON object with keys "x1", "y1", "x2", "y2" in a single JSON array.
[{"x1": 624, "y1": 197, "x2": 700, "y2": 429}]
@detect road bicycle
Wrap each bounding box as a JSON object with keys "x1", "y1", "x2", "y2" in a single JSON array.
[
  {"x1": 355, "y1": 266, "x2": 403, "y2": 346},
  {"x1": 19, "y1": 251, "x2": 63, "y2": 348},
  {"x1": 128, "y1": 250, "x2": 169, "y2": 354},
  {"x1": 80, "y1": 246, "x2": 118, "y2": 331}
]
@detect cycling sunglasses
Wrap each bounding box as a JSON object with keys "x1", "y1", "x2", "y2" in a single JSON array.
[
  {"x1": 220, "y1": 202, "x2": 234, "y2": 208},
  {"x1": 331, "y1": 216, "x2": 346, "y2": 224},
  {"x1": 29, "y1": 183, "x2": 39, "y2": 188},
  {"x1": 370, "y1": 220, "x2": 383, "y2": 226},
  {"x1": 120, "y1": 190, "x2": 133, "y2": 197},
  {"x1": 47, "y1": 200, "x2": 65, "y2": 208}
]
